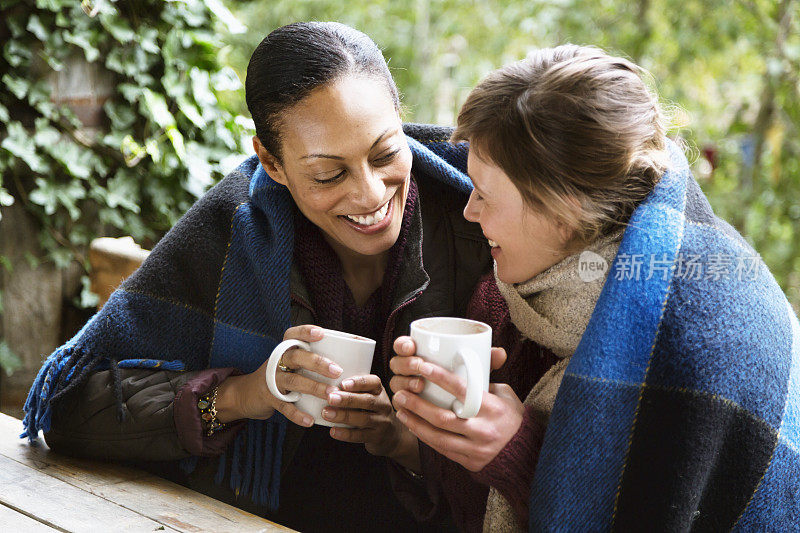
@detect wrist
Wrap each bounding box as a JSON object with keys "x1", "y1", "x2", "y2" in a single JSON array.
[
  {"x1": 214, "y1": 375, "x2": 245, "y2": 423},
  {"x1": 388, "y1": 424, "x2": 421, "y2": 473}
]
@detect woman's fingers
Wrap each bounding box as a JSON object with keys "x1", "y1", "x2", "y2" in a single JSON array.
[
  {"x1": 274, "y1": 400, "x2": 314, "y2": 427},
  {"x1": 321, "y1": 406, "x2": 373, "y2": 427},
  {"x1": 490, "y1": 347, "x2": 507, "y2": 371},
  {"x1": 278, "y1": 325, "x2": 342, "y2": 378},
  {"x1": 389, "y1": 354, "x2": 427, "y2": 377},
  {"x1": 283, "y1": 324, "x2": 325, "y2": 343},
  {"x1": 392, "y1": 390, "x2": 466, "y2": 434},
  {"x1": 327, "y1": 389, "x2": 386, "y2": 413},
  {"x1": 339, "y1": 374, "x2": 383, "y2": 395},
  {"x1": 276, "y1": 370, "x2": 336, "y2": 400},
  {"x1": 329, "y1": 426, "x2": 371, "y2": 443},
  {"x1": 389, "y1": 375, "x2": 425, "y2": 394},
  {"x1": 416, "y1": 361, "x2": 468, "y2": 403},
  {"x1": 281, "y1": 347, "x2": 343, "y2": 379},
  {"x1": 395, "y1": 407, "x2": 473, "y2": 464},
  {"x1": 393, "y1": 336, "x2": 417, "y2": 356}
]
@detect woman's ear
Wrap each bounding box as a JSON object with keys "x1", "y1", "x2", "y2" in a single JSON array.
[{"x1": 252, "y1": 136, "x2": 288, "y2": 186}]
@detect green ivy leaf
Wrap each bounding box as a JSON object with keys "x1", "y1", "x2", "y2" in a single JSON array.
[
  {"x1": 104, "y1": 100, "x2": 137, "y2": 130},
  {"x1": 76, "y1": 275, "x2": 99, "y2": 309},
  {"x1": 142, "y1": 89, "x2": 176, "y2": 129},
  {"x1": 0, "y1": 255, "x2": 12, "y2": 273},
  {"x1": 211, "y1": 66, "x2": 242, "y2": 92},
  {"x1": 0, "y1": 188, "x2": 14, "y2": 221},
  {"x1": 1, "y1": 122, "x2": 48, "y2": 173},
  {"x1": 185, "y1": 143, "x2": 213, "y2": 197},
  {"x1": 204, "y1": 0, "x2": 246, "y2": 34},
  {"x1": 48, "y1": 141, "x2": 95, "y2": 180},
  {"x1": 177, "y1": 94, "x2": 206, "y2": 127},
  {"x1": 0, "y1": 103, "x2": 8, "y2": 123},
  {"x1": 118, "y1": 83, "x2": 144, "y2": 103},
  {"x1": 145, "y1": 137, "x2": 162, "y2": 163},
  {"x1": 63, "y1": 31, "x2": 101, "y2": 63},
  {"x1": 26, "y1": 14, "x2": 48, "y2": 41},
  {"x1": 166, "y1": 126, "x2": 186, "y2": 159},
  {"x1": 4, "y1": 40, "x2": 32, "y2": 67},
  {"x1": 32, "y1": 118, "x2": 61, "y2": 147},
  {"x1": 29, "y1": 178, "x2": 59, "y2": 215},
  {"x1": 0, "y1": 340, "x2": 22, "y2": 376},
  {"x1": 99, "y1": 13, "x2": 136, "y2": 44},
  {"x1": 49, "y1": 247, "x2": 73, "y2": 269},
  {"x1": 190, "y1": 67, "x2": 216, "y2": 107},
  {"x1": 2, "y1": 74, "x2": 28, "y2": 99},
  {"x1": 36, "y1": 0, "x2": 73, "y2": 10},
  {"x1": 0, "y1": 189, "x2": 14, "y2": 207},
  {"x1": 30, "y1": 178, "x2": 86, "y2": 220},
  {"x1": 139, "y1": 28, "x2": 160, "y2": 54},
  {"x1": 104, "y1": 171, "x2": 140, "y2": 213},
  {"x1": 98, "y1": 206, "x2": 126, "y2": 229}
]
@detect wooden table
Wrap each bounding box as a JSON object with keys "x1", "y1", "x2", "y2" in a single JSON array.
[{"x1": 0, "y1": 413, "x2": 293, "y2": 532}]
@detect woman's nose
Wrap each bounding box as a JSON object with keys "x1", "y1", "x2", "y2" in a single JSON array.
[
  {"x1": 463, "y1": 190, "x2": 480, "y2": 222},
  {"x1": 351, "y1": 168, "x2": 386, "y2": 207}
]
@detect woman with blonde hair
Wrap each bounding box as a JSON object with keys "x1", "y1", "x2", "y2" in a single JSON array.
[{"x1": 390, "y1": 45, "x2": 800, "y2": 531}]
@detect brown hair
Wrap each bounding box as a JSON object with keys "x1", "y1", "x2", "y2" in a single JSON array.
[{"x1": 452, "y1": 44, "x2": 669, "y2": 252}]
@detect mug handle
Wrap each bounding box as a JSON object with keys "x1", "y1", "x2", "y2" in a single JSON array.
[
  {"x1": 451, "y1": 348, "x2": 483, "y2": 418},
  {"x1": 265, "y1": 339, "x2": 308, "y2": 402}
]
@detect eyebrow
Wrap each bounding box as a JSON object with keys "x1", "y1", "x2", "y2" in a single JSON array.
[{"x1": 300, "y1": 127, "x2": 394, "y2": 160}]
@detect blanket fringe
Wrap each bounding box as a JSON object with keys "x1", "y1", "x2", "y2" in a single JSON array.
[{"x1": 178, "y1": 416, "x2": 288, "y2": 510}]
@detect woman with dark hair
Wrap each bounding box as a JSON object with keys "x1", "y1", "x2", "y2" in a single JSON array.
[
  {"x1": 23, "y1": 22, "x2": 493, "y2": 532},
  {"x1": 391, "y1": 45, "x2": 800, "y2": 531}
]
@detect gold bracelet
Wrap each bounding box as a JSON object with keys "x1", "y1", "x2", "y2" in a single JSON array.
[{"x1": 198, "y1": 386, "x2": 227, "y2": 437}]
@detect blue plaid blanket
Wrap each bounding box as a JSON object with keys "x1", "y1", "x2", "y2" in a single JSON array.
[
  {"x1": 22, "y1": 124, "x2": 471, "y2": 510},
  {"x1": 530, "y1": 141, "x2": 800, "y2": 530}
]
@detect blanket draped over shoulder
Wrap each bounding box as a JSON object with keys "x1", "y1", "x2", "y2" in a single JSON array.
[
  {"x1": 22, "y1": 124, "x2": 472, "y2": 510},
  {"x1": 530, "y1": 141, "x2": 800, "y2": 530}
]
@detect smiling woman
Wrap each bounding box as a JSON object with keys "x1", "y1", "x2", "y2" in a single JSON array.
[
  {"x1": 23, "y1": 21, "x2": 493, "y2": 533},
  {"x1": 254, "y1": 76, "x2": 413, "y2": 295},
  {"x1": 390, "y1": 44, "x2": 800, "y2": 532}
]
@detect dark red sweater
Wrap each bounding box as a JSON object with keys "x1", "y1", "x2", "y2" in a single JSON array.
[{"x1": 419, "y1": 273, "x2": 559, "y2": 531}]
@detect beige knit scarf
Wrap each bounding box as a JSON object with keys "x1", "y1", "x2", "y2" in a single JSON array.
[{"x1": 482, "y1": 229, "x2": 624, "y2": 533}]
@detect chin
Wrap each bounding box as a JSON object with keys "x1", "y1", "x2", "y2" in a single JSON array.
[{"x1": 496, "y1": 263, "x2": 536, "y2": 285}]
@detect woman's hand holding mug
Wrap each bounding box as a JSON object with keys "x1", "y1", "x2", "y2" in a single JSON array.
[
  {"x1": 215, "y1": 325, "x2": 345, "y2": 427},
  {"x1": 389, "y1": 335, "x2": 525, "y2": 472},
  {"x1": 322, "y1": 375, "x2": 416, "y2": 461}
]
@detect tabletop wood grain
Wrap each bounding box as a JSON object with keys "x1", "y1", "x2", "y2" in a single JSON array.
[{"x1": 0, "y1": 413, "x2": 294, "y2": 532}]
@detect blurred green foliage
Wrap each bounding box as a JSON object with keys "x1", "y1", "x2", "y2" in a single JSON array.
[
  {"x1": 0, "y1": 0, "x2": 797, "y2": 316},
  {"x1": 224, "y1": 0, "x2": 800, "y2": 308},
  {"x1": 0, "y1": 0, "x2": 249, "y2": 267}
]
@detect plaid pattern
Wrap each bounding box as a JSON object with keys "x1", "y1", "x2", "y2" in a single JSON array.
[
  {"x1": 530, "y1": 141, "x2": 800, "y2": 530},
  {"x1": 23, "y1": 123, "x2": 472, "y2": 510}
]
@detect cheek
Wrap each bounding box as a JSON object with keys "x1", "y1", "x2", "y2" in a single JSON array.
[
  {"x1": 390, "y1": 148, "x2": 413, "y2": 181},
  {"x1": 297, "y1": 186, "x2": 345, "y2": 216}
]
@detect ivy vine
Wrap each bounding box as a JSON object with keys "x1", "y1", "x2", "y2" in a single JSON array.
[
  {"x1": 0, "y1": 0, "x2": 250, "y2": 267},
  {"x1": 0, "y1": 0, "x2": 251, "y2": 373}
]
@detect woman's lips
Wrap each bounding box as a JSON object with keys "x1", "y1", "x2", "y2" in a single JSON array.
[{"x1": 339, "y1": 196, "x2": 395, "y2": 235}]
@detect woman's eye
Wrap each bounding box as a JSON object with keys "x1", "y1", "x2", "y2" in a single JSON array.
[
  {"x1": 314, "y1": 170, "x2": 346, "y2": 184},
  {"x1": 373, "y1": 149, "x2": 399, "y2": 165}
]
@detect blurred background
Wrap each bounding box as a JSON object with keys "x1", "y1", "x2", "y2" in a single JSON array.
[{"x1": 0, "y1": 0, "x2": 798, "y2": 413}]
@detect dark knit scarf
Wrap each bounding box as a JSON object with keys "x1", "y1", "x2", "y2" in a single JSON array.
[{"x1": 22, "y1": 127, "x2": 473, "y2": 511}]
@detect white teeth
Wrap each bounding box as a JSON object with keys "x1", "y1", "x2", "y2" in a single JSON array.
[
  {"x1": 345, "y1": 201, "x2": 390, "y2": 226},
  {"x1": 488, "y1": 238, "x2": 498, "y2": 248}
]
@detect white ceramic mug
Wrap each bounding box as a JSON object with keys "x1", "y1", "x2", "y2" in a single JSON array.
[
  {"x1": 265, "y1": 328, "x2": 376, "y2": 427},
  {"x1": 409, "y1": 317, "x2": 491, "y2": 418}
]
